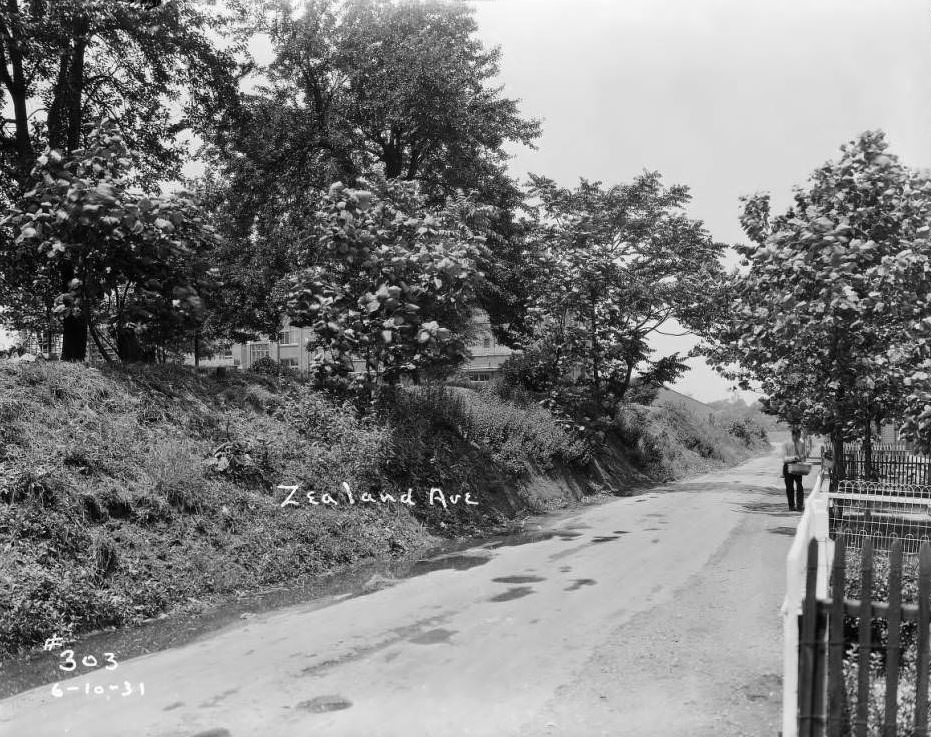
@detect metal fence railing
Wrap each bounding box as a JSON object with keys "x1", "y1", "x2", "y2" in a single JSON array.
[
  {"x1": 836, "y1": 444, "x2": 931, "y2": 486},
  {"x1": 829, "y1": 480, "x2": 931, "y2": 554}
]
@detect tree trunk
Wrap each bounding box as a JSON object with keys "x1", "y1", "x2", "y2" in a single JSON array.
[
  {"x1": 47, "y1": 18, "x2": 90, "y2": 361},
  {"x1": 863, "y1": 417, "x2": 874, "y2": 481},
  {"x1": 46, "y1": 51, "x2": 72, "y2": 150},
  {"x1": 384, "y1": 147, "x2": 403, "y2": 179},
  {"x1": 9, "y1": 70, "x2": 32, "y2": 180},
  {"x1": 66, "y1": 35, "x2": 86, "y2": 151},
  {"x1": 47, "y1": 17, "x2": 88, "y2": 151},
  {"x1": 61, "y1": 314, "x2": 87, "y2": 361},
  {"x1": 618, "y1": 358, "x2": 635, "y2": 401},
  {"x1": 193, "y1": 331, "x2": 200, "y2": 368},
  {"x1": 0, "y1": 4, "x2": 37, "y2": 182},
  {"x1": 59, "y1": 259, "x2": 88, "y2": 360},
  {"x1": 830, "y1": 427, "x2": 844, "y2": 493}
]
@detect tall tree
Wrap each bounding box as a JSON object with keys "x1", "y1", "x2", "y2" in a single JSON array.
[
  {"x1": 3, "y1": 121, "x2": 220, "y2": 364},
  {"x1": 518, "y1": 173, "x2": 727, "y2": 412},
  {"x1": 700, "y1": 131, "x2": 931, "y2": 470},
  {"x1": 259, "y1": 0, "x2": 540, "y2": 193},
  {"x1": 0, "y1": 0, "x2": 243, "y2": 358},
  {"x1": 201, "y1": 0, "x2": 539, "y2": 340}
]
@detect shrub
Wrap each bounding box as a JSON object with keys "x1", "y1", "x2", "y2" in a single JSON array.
[
  {"x1": 143, "y1": 439, "x2": 204, "y2": 512},
  {"x1": 282, "y1": 385, "x2": 390, "y2": 492},
  {"x1": 500, "y1": 344, "x2": 557, "y2": 393},
  {"x1": 250, "y1": 356, "x2": 282, "y2": 375},
  {"x1": 386, "y1": 384, "x2": 589, "y2": 477},
  {"x1": 717, "y1": 413, "x2": 768, "y2": 446}
]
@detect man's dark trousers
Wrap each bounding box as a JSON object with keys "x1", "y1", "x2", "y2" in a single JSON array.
[{"x1": 783, "y1": 463, "x2": 804, "y2": 509}]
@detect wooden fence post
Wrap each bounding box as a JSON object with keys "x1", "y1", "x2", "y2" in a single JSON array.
[
  {"x1": 855, "y1": 536, "x2": 873, "y2": 737},
  {"x1": 915, "y1": 542, "x2": 931, "y2": 736},
  {"x1": 800, "y1": 538, "x2": 827, "y2": 737},
  {"x1": 828, "y1": 535, "x2": 847, "y2": 737},
  {"x1": 883, "y1": 539, "x2": 903, "y2": 737}
]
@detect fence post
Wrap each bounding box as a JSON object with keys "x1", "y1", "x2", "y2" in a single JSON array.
[
  {"x1": 785, "y1": 545, "x2": 804, "y2": 737},
  {"x1": 883, "y1": 539, "x2": 903, "y2": 737},
  {"x1": 915, "y1": 542, "x2": 931, "y2": 737},
  {"x1": 812, "y1": 496, "x2": 832, "y2": 599},
  {"x1": 827, "y1": 535, "x2": 847, "y2": 737},
  {"x1": 799, "y1": 538, "x2": 822, "y2": 737},
  {"x1": 854, "y1": 536, "x2": 873, "y2": 737}
]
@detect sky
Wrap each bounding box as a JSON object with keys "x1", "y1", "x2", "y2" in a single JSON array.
[
  {"x1": 467, "y1": 0, "x2": 931, "y2": 401},
  {"x1": 4, "y1": 0, "x2": 930, "y2": 401}
]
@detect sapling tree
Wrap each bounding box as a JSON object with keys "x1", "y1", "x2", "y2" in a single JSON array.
[
  {"x1": 700, "y1": 131, "x2": 931, "y2": 473},
  {"x1": 519, "y1": 173, "x2": 726, "y2": 413}
]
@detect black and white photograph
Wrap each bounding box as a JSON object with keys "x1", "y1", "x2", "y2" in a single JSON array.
[{"x1": 1, "y1": 0, "x2": 931, "y2": 735}]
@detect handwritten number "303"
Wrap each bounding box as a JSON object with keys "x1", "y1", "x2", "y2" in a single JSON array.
[{"x1": 58, "y1": 651, "x2": 118, "y2": 672}]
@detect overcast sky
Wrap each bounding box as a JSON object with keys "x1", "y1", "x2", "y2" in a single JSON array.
[{"x1": 468, "y1": 0, "x2": 931, "y2": 402}]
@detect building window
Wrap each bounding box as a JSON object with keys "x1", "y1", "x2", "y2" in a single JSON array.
[
  {"x1": 249, "y1": 343, "x2": 269, "y2": 363},
  {"x1": 482, "y1": 336, "x2": 491, "y2": 348},
  {"x1": 278, "y1": 329, "x2": 296, "y2": 345},
  {"x1": 280, "y1": 357, "x2": 298, "y2": 367},
  {"x1": 221, "y1": 344, "x2": 233, "y2": 359},
  {"x1": 471, "y1": 371, "x2": 492, "y2": 383}
]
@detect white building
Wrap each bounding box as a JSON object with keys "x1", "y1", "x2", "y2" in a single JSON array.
[{"x1": 189, "y1": 310, "x2": 513, "y2": 382}]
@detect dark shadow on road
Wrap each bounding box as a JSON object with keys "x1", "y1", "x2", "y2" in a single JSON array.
[{"x1": 735, "y1": 501, "x2": 800, "y2": 518}]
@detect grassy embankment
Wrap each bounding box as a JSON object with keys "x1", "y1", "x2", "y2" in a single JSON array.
[{"x1": 0, "y1": 361, "x2": 768, "y2": 657}]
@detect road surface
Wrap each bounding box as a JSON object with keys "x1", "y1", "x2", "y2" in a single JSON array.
[{"x1": 0, "y1": 447, "x2": 797, "y2": 737}]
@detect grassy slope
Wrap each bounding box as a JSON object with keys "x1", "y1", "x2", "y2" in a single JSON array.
[{"x1": 0, "y1": 362, "x2": 767, "y2": 657}]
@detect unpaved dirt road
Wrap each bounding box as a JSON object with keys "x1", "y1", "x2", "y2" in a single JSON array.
[{"x1": 0, "y1": 447, "x2": 797, "y2": 737}]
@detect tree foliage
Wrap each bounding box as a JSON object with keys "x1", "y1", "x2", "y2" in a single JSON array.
[
  {"x1": 516, "y1": 173, "x2": 726, "y2": 412},
  {"x1": 0, "y1": 0, "x2": 243, "y2": 189},
  {"x1": 1, "y1": 122, "x2": 220, "y2": 362},
  {"x1": 0, "y1": 0, "x2": 244, "y2": 358},
  {"x1": 700, "y1": 131, "x2": 931, "y2": 457},
  {"x1": 284, "y1": 179, "x2": 488, "y2": 386},
  {"x1": 201, "y1": 0, "x2": 539, "y2": 339}
]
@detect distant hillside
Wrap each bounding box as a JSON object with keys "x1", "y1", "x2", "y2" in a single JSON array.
[{"x1": 653, "y1": 387, "x2": 715, "y2": 416}]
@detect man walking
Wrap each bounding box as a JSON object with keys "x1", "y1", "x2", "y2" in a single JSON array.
[{"x1": 783, "y1": 428, "x2": 806, "y2": 511}]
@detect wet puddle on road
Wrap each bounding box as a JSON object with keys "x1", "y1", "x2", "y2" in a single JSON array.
[
  {"x1": 189, "y1": 729, "x2": 233, "y2": 737},
  {"x1": 489, "y1": 586, "x2": 536, "y2": 602},
  {"x1": 492, "y1": 575, "x2": 546, "y2": 584},
  {"x1": 482, "y1": 529, "x2": 583, "y2": 548},
  {"x1": 408, "y1": 628, "x2": 456, "y2": 645},
  {"x1": 297, "y1": 695, "x2": 354, "y2": 713},
  {"x1": 409, "y1": 555, "x2": 491, "y2": 575}
]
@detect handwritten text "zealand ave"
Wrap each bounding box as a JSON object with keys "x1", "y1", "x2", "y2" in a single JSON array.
[{"x1": 278, "y1": 482, "x2": 479, "y2": 510}]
